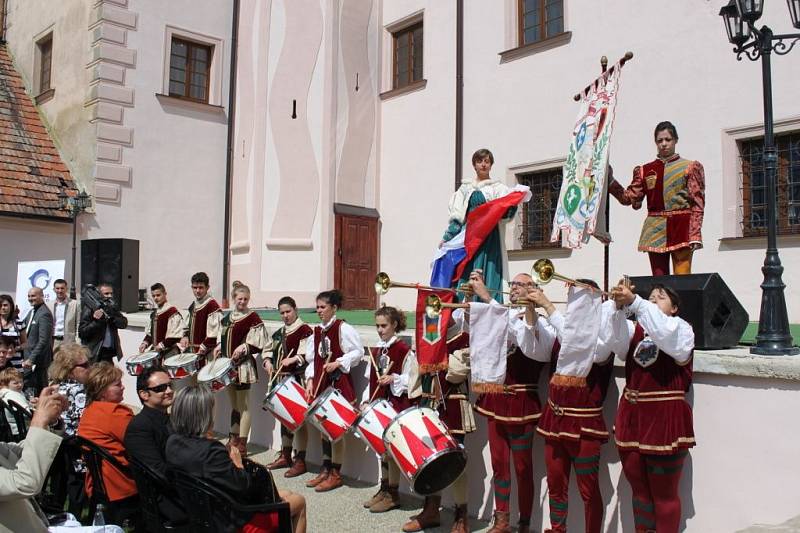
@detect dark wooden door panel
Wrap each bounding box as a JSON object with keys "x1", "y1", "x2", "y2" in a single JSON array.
[{"x1": 334, "y1": 212, "x2": 378, "y2": 309}]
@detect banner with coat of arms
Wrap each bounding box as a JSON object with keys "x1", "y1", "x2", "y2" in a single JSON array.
[
  {"x1": 415, "y1": 288, "x2": 454, "y2": 374},
  {"x1": 551, "y1": 63, "x2": 623, "y2": 248}
]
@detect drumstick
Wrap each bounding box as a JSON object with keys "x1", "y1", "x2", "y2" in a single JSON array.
[
  {"x1": 368, "y1": 360, "x2": 394, "y2": 403},
  {"x1": 267, "y1": 348, "x2": 296, "y2": 389}
]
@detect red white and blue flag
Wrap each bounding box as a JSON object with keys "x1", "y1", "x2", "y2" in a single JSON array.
[{"x1": 430, "y1": 185, "x2": 531, "y2": 289}]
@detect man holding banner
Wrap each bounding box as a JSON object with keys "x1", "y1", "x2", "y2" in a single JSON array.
[{"x1": 609, "y1": 121, "x2": 705, "y2": 276}]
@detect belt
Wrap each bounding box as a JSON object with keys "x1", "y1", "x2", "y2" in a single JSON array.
[
  {"x1": 53, "y1": 336, "x2": 64, "y2": 341},
  {"x1": 547, "y1": 399, "x2": 603, "y2": 418},
  {"x1": 647, "y1": 209, "x2": 691, "y2": 217},
  {"x1": 623, "y1": 389, "x2": 685, "y2": 404},
  {"x1": 504, "y1": 384, "x2": 538, "y2": 394},
  {"x1": 550, "y1": 374, "x2": 587, "y2": 387}
]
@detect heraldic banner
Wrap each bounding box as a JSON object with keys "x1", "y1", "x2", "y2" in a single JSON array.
[
  {"x1": 551, "y1": 62, "x2": 624, "y2": 248},
  {"x1": 415, "y1": 288, "x2": 454, "y2": 374}
]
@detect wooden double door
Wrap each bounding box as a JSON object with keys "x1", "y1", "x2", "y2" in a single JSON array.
[{"x1": 334, "y1": 205, "x2": 379, "y2": 310}]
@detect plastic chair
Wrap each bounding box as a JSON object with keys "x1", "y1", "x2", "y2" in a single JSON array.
[
  {"x1": 73, "y1": 435, "x2": 134, "y2": 523},
  {"x1": 0, "y1": 399, "x2": 14, "y2": 442},
  {"x1": 128, "y1": 455, "x2": 189, "y2": 532},
  {"x1": 168, "y1": 468, "x2": 292, "y2": 533}
]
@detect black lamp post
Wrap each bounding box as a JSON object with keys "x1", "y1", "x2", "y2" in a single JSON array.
[
  {"x1": 58, "y1": 190, "x2": 92, "y2": 300},
  {"x1": 719, "y1": 0, "x2": 800, "y2": 355}
]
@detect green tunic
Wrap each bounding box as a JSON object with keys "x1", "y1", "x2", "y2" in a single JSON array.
[{"x1": 441, "y1": 190, "x2": 516, "y2": 303}]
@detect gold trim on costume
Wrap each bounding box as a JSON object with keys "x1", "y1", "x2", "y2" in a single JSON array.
[
  {"x1": 615, "y1": 437, "x2": 696, "y2": 452},
  {"x1": 623, "y1": 389, "x2": 686, "y2": 404},
  {"x1": 550, "y1": 374, "x2": 587, "y2": 387},
  {"x1": 474, "y1": 405, "x2": 541, "y2": 423},
  {"x1": 547, "y1": 399, "x2": 603, "y2": 418}
]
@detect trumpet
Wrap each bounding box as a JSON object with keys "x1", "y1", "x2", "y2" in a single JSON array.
[
  {"x1": 424, "y1": 294, "x2": 534, "y2": 318},
  {"x1": 375, "y1": 272, "x2": 512, "y2": 297},
  {"x1": 531, "y1": 259, "x2": 611, "y2": 296}
]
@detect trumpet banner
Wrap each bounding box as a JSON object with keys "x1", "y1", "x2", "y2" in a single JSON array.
[
  {"x1": 551, "y1": 63, "x2": 623, "y2": 248},
  {"x1": 415, "y1": 289, "x2": 454, "y2": 374}
]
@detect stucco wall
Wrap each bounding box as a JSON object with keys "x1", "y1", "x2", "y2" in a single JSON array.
[
  {"x1": 0, "y1": 217, "x2": 73, "y2": 295},
  {"x1": 378, "y1": 1, "x2": 800, "y2": 322}
]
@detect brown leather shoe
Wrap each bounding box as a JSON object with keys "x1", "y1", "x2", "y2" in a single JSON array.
[
  {"x1": 487, "y1": 511, "x2": 511, "y2": 533},
  {"x1": 305, "y1": 467, "x2": 329, "y2": 488},
  {"x1": 266, "y1": 447, "x2": 292, "y2": 470},
  {"x1": 284, "y1": 457, "x2": 307, "y2": 478},
  {"x1": 369, "y1": 485, "x2": 400, "y2": 513},
  {"x1": 315, "y1": 467, "x2": 343, "y2": 492},
  {"x1": 363, "y1": 480, "x2": 389, "y2": 508},
  {"x1": 451, "y1": 504, "x2": 470, "y2": 533},
  {"x1": 402, "y1": 495, "x2": 441, "y2": 532}
]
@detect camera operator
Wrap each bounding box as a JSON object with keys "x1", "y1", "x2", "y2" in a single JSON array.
[{"x1": 78, "y1": 284, "x2": 128, "y2": 364}]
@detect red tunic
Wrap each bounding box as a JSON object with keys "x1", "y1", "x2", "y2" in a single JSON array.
[
  {"x1": 145, "y1": 306, "x2": 180, "y2": 349},
  {"x1": 220, "y1": 311, "x2": 264, "y2": 386},
  {"x1": 421, "y1": 332, "x2": 471, "y2": 436},
  {"x1": 273, "y1": 322, "x2": 313, "y2": 377},
  {"x1": 311, "y1": 320, "x2": 356, "y2": 403},
  {"x1": 368, "y1": 339, "x2": 414, "y2": 413},
  {"x1": 186, "y1": 298, "x2": 221, "y2": 351},
  {"x1": 615, "y1": 323, "x2": 695, "y2": 455},
  {"x1": 474, "y1": 339, "x2": 556, "y2": 424},
  {"x1": 609, "y1": 154, "x2": 705, "y2": 253}
]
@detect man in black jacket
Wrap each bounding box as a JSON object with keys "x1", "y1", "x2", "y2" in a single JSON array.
[
  {"x1": 78, "y1": 284, "x2": 128, "y2": 363},
  {"x1": 124, "y1": 366, "x2": 186, "y2": 524},
  {"x1": 22, "y1": 287, "x2": 53, "y2": 395}
]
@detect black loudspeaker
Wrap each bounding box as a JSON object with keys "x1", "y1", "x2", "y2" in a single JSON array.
[
  {"x1": 80, "y1": 239, "x2": 139, "y2": 313},
  {"x1": 627, "y1": 273, "x2": 749, "y2": 350}
]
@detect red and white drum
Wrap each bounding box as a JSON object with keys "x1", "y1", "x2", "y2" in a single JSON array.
[
  {"x1": 382, "y1": 407, "x2": 467, "y2": 495},
  {"x1": 305, "y1": 387, "x2": 359, "y2": 443},
  {"x1": 353, "y1": 399, "x2": 398, "y2": 457},
  {"x1": 197, "y1": 357, "x2": 237, "y2": 392},
  {"x1": 163, "y1": 352, "x2": 200, "y2": 380},
  {"x1": 262, "y1": 376, "x2": 309, "y2": 432},
  {"x1": 125, "y1": 351, "x2": 160, "y2": 376}
]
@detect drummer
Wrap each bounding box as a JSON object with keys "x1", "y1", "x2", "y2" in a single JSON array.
[
  {"x1": 263, "y1": 296, "x2": 313, "y2": 477},
  {"x1": 303, "y1": 290, "x2": 365, "y2": 493},
  {"x1": 362, "y1": 306, "x2": 417, "y2": 514},
  {"x1": 179, "y1": 272, "x2": 221, "y2": 367},
  {"x1": 138, "y1": 283, "x2": 184, "y2": 358},
  {"x1": 211, "y1": 281, "x2": 271, "y2": 458}
]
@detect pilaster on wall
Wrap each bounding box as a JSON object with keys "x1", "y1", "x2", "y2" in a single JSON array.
[{"x1": 86, "y1": 0, "x2": 137, "y2": 204}]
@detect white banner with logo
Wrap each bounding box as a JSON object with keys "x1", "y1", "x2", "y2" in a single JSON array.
[{"x1": 16, "y1": 260, "x2": 65, "y2": 318}]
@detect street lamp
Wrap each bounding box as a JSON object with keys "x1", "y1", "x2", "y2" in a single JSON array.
[
  {"x1": 58, "y1": 190, "x2": 92, "y2": 300},
  {"x1": 719, "y1": 0, "x2": 800, "y2": 355}
]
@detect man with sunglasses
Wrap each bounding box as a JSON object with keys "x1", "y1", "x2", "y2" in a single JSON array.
[{"x1": 124, "y1": 366, "x2": 186, "y2": 523}]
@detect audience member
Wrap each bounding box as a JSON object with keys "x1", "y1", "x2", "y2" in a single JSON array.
[
  {"x1": 76, "y1": 362, "x2": 138, "y2": 526},
  {"x1": 22, "y1": 287, "x2": 54, "y2": 396},
  {"x1": 78, "y1": 284, "x2": 128, "y2": 364},
  {"x1": 0, "y1": 367, "x2": 32, "y2": 437},
  {"x1": 48, "y1": 344, "x2": 90, "y2": 437},
  {"x1": 48, "y1": 280, "x2": 80, "y2": 351},
  {"x1": 0, "y1": 337, "x2": 12, "y2": 371},
  {"x1": 0, "y1": 385, "x2": 68, "y2": 533},
  {"x1": 0, "y1": 294, "x2": 25, "y2": 369},
  {"x1": 167, "y1": 385, "x2": 307, "y2": 533},
  {"x1": 124, "y1": 366, "x2": 186, "y2": 523}
]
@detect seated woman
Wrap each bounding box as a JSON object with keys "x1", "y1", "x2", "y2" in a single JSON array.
[
  {"x1": 76, "y1": 362, "x2": 138, "y2": 527},
  {"x1": 48, "y1": 344, "x2": 91, "y2": 436},
  {"x1": 166, "y1": 385, "x2": 307, "y2": 533}
]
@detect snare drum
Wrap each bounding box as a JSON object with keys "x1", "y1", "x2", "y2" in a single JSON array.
[
  {"x1": 197, "y1": 357, "x2": 237, "y2": 392},
  {"x1": 352, "y1": 399, "x2": 398, "y2": 457},
  {"x1": 163, "y1": 352, "x2": 200, "y2": 379},
  {"x1": 262, "y1": 376, "x2": 309, "y2": 432},
  {"x1": 305, "y1": 387, "x2": 359, "y2": 443},
  {"x1": 125, "y1": 351, "x2": 160, "y2": 377},
  {"x1": 383, "y1": 407, "x2": 467, "y2": 495}
]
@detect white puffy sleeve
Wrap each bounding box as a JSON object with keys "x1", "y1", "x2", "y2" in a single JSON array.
[
  {"x1": 627, "y1": 296, "x2": 694, "y2": 363},
  {"x1": 390, "y1": 350, "x2": 416, "y2": 396},
  {"x1": 337, "y1": 322, "x2": 365, "y2": 374}
]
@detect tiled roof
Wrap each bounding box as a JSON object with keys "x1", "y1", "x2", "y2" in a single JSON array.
[{"x1": 0, "y1": 44, "x2": 76, "y2": 221}]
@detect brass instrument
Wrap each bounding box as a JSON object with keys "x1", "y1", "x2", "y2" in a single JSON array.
[
  {"x1": 374, "y1": 272, "x2": 512, "y2": 297},
  {"x1": 424, "y1": 294, "x2": 533, "y2": 319},
  {"x1": 531, "y1": 259, "x2": 611, "y2": 296}
]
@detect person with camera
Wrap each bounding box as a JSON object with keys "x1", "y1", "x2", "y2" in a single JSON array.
[{"x1": 78, "y1": 284, "x2": 128, "y2": 364}]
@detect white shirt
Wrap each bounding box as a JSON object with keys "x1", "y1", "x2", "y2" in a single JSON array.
[
  {"x1": 605, "y1": 296, "x2": 695, "y2": 364},
  {"x1": 371, "y1": 335, "x2": 416, "y2": 400},
  {"x1": 452, "y1": 304, "x2": 551, "y2": 361},
  {"x1": 53, "y1": 300, "x2": 67, "y2": 337},
  {"x1": 304, "y1": 316, "x2": 364, "y2": 380},
  {"x1": 546, "y1": 287, "x2": 610, "y2": 377}
]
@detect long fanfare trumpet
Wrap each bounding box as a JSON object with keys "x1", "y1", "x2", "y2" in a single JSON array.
[
  {"x1": 531, "y1": 259, "x2": 612, "y2": 296},
  {"x1": 375, "y1": 272, "x2": 512, "y2": 297},
  {"x1": 424, "y1": 294, "x2": 534, "y2": 319}
]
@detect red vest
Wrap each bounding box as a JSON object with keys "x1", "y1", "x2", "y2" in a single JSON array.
[
  {"x1": 273, "y1": 322, "x2": 313, "y2": 375},
  {"x1": 368, "y1": 339, "x2": 413, "y2": 412},
  {"x1": 311, "y1": 320, "x2": 356, "y2": 403},
  {"x1": 187, "y1": 298, "x2": 220, "y2": 349},
  {"x1": 220, "y1": 311, "x2": 263, "y2": 357},
  {"x1": 624, "y1": 323, "x2": 693, "y2": 393},
  {"x1": 148, "y1": 306, "x2": 180, "y2": 346}
]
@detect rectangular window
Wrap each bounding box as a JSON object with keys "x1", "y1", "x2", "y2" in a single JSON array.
[
  {"x1": 392, "y1": 22, "x2": 423, "y2": 90},
  {"x1": 517, "y1": 168, "x2": 563, "y2": 248},
  {"x1": 740, "y1": 131, "x2": 800, "y2": 236},
  {"x1": 37, "y1": 35, "x2": 53, "y2": 94},
  {"x1": 169, "y1": 37, "x2": 212, "y2": 103},
  {"x1": 518, "y1": 0, "x2": 564, "y2": 46}
]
